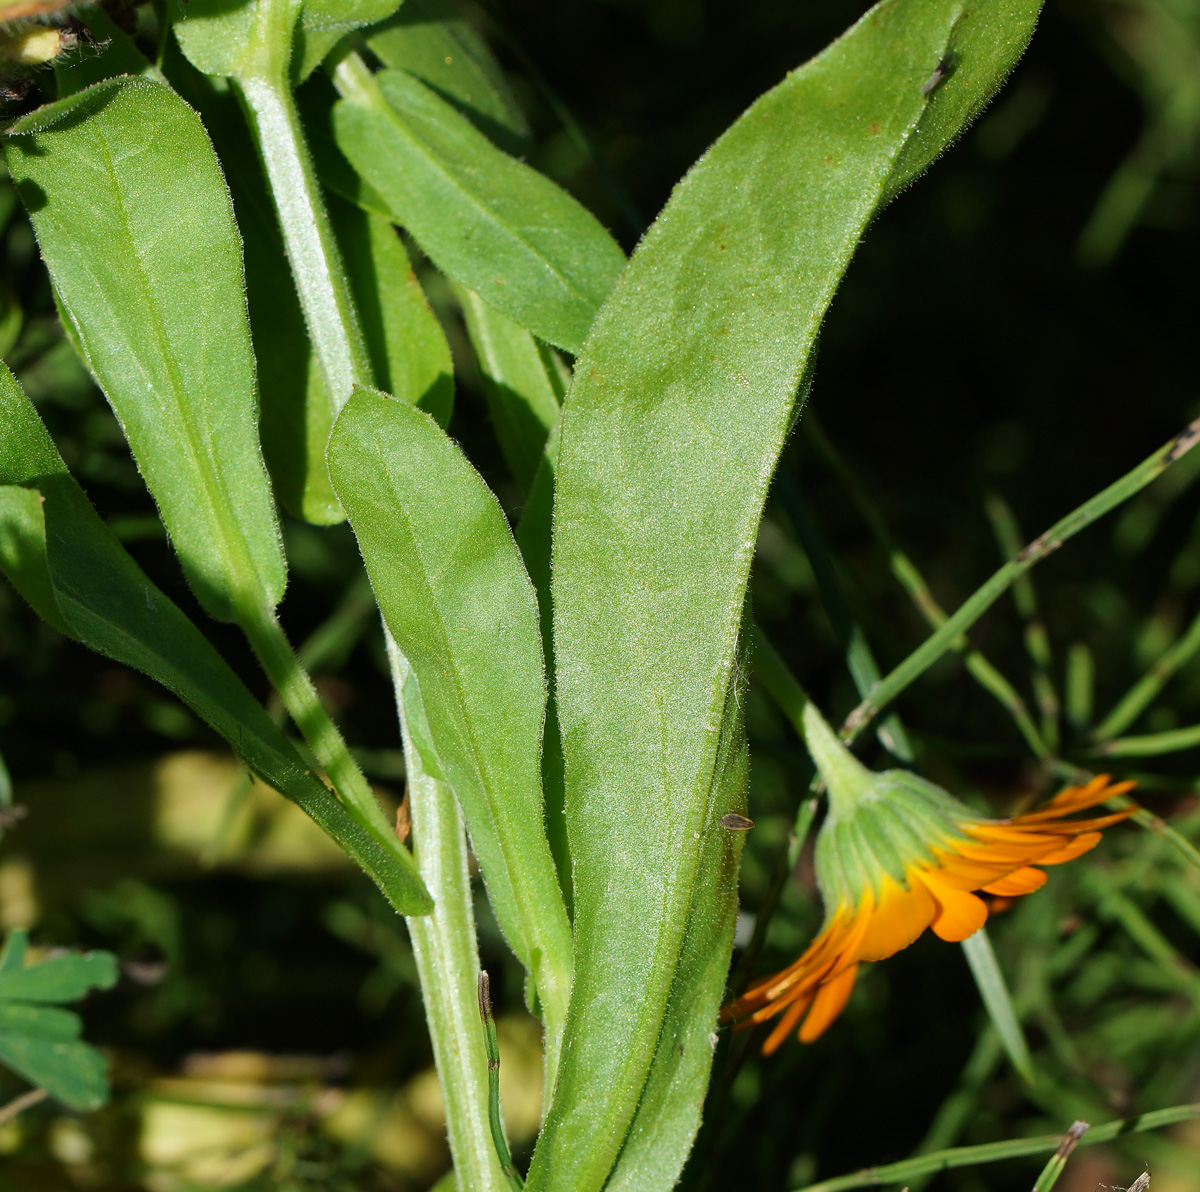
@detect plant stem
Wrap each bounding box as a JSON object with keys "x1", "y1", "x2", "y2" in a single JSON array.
[
  {"x1": 479, "y1": 971, "x2": 525, "y2": 1191},
  {"x1": 239, "y1": 602, "x2": 393, "y2": 846},
  {"x1": 237, "y1": 0, "x2": 372, "y2": 408},
  {"x1": 1029, "y1": 1121, "x2": 1089, "y2": 1192},
  {"x1": 790, "y1": 1102, "x2": 1200, "y2": 1192},
  {"x1": 390, "y1": 640, "x2": 510, "y2": 1192},
  {"x1": 840, "y1": 415, "x2": 1200, "y2": 745}
]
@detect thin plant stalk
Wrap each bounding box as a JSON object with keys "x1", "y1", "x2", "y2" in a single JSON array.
[
  {"x1": 840, "y1": 416, "x2": 1200, "y2": 744},
  {"x1": 791, "y1": 1102, "x2": 1200, "y2": 1192},
  {"x1": 237, "y1": 0, "x2": 372, "y2": 408},
  {"x1": 390, "y1": 641, "x2": 508, "y2": 1192},
  {"x1": 1029, "y1": 1121, "x2": 1090, "y2": 1192}
]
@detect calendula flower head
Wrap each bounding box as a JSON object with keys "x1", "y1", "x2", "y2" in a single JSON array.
[{"x1": 722, "y1": 703, "x2": 1136, "y2": 1053}]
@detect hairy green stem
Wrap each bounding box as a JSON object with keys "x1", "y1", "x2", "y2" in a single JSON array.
[
  {"x1": 237, "y1": 0, "x2": 372, "y2": 407},
  {"x1": 390, "y1": 641, "x2": 509, "y2": 1192},
  {"x1": 240, "y1": 604, "x2": 392, "y2": 840},
  {"x1": 840, "y1": 416, "x2": 1200, "y2": 744}
]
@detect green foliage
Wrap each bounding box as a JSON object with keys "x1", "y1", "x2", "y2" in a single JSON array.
[
  {"x1": 0, "y1": 366, "x2": 430, "y2": 916},
  {"x1": 332, "y1": 61, "x2": 626, "y2": 353},
  {"x1": 2, "y1": 0, "x2": 1199, "y2": 1188},
  {"x1": 328, "y1": 387, "x2": 572, "y2": 1051},
  {"x1": 0, "y1": 929, "x2": 117, "y2": 1111},
  {"x1": 531, "y1": 2, "x2": 1040, "y2": 1186},
  {"x1": 4, "y1": 78, "x2": 286, "y2": 624}
]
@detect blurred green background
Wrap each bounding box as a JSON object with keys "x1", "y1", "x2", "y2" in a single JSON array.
[{"x1": 1, "y1": 0, "x2": 1200, "y2": 1188}]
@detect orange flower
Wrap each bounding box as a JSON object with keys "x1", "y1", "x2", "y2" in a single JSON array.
[{"x1": 722, "y1": 704, "x2": 1136, "y2": 1054}]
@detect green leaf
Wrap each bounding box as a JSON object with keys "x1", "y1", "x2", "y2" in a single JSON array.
[
  {"x1": 457, "y1": 286, "x2": 561, "y2": 494},
  {"x1": 331, "y1": 62, "x2": 626, "y2": 354},
  {"x1": 295, "y1": 0, "x2": 402, "y2": 82},
  {"x1": 961, "y1": 928, "x2": 1035, "y2": 1085},
  {"x1": 0, "y1": 950, "x2": 117, "y2": 1004},
  {"x1": 0, "y1": 486, "x2": 74, "y2": 638},
  {"x1": 367, "y1": 0, "x2": 531, "y2": 154},
  {"x1": 0, "y1": 929, "x2": 118, "y2": 1111},
  {"x1": 4, "y1": 78, "x2": 286, "y2": 623},
  {"x1": 529, "y1": 1, "x2": 1041, "y2": 1188},
  {"x1": 331, "y1": 194, "x2": 454, "y2": 427},
  {"x1": 0, "y1": 366, "x2": 432, "y2": 917},
  {"x1": 603, "y1": 642, "x2": 750, "y2": 1192},
  {"x1": 328, "y1": 386, "x2": 572, "y2": 1064}
]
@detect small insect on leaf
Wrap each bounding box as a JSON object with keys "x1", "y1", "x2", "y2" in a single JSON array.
[
  {"x1": 1125, "y1": 1173, "x2": 1151, "y2": 1192},
  {"x1": 920, "y1": 54, "x2": 954, "y2": 96},
  {"x1": 719, "y1": 813, "x2": 754, "y2": 831}
]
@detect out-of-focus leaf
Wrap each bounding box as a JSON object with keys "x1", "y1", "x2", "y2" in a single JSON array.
[
  {"x1": 0, "y1": 928, "x2": 116, "y2": 1110},
  {"x1": 0, "y1": 939, "x2": 116, "y2": 1004},
  {"x1": 332, "y1": 64, "x2": 626, "y2": 354},
  {"x1": 328, "y1": 386, "x2": 572, "y2": 1064},
  {"x1": 5, "y1": 78, "x2": 286, "y2": 623},
  {"x1": 529, "y1": 1, "x2": 1041, "y2": 1188},
  {"x1": 458, "y1": 286, "x2": 560, "y2": 494},
  {"x1": 367, "y1": 0, "x2": 531, "y2": 154},
  {"x1": 0, "y1": 366, "x2": 432, "y2": 916},
  {"x1": 332, "y1": 194, "x2": 454, "y2": 427}
]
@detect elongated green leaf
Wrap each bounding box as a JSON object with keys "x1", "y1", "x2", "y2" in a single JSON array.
[
  {"x1": 368, "y1": 0, "x2": 531, "y2": 154},
  {"x1": 604, "y1": 645, "x2": 749, "y2": 1192},
  {"x1": 530, "y1": 2, "x2": 1040, "y2": 1188},
  {"x1": 4, "y1": 78, "x2": 285, "y2": 623},
  {"x1": 332, "y1": 62, "x2": 626, "y2": 354},
  {"x1": 458, "y1": 286, "x2": 561, "y2": 494},
  {"x1": 0, "y1": 366, "x2": 431, "y2": 916},
  {"x1": 332, "y1": 194, "x2": 454, "y2": 427},
  {"x1": 328, "y1": 386, "x2": 572, "y2": 1064},
  {"x1": 295, "y1": 0, "x2": 402, "y2": 82}
]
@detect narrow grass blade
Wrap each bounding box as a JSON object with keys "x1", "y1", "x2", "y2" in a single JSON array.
[
  {"x1": 961, "y1": 928, "x2": 1035, "y2": 1086},
  {"x1": 842, "y1": 415, "x2": 1200, "y2": 744},
  {"x1": 791, "y1": 1102, "x2": 1200, "y2": 1192},
  {"x1": 1030, "y1": 1122, "x2": 1090, "y2": 1192}
]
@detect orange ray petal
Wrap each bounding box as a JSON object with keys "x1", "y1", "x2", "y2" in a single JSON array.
[
  {"x1": 981, "y1": 866, "x2": 1047, "y2": 896},
  {"x1": 918, "y1": 870, "x2": 989, "y2": 941},
  {"x1": 762, "y1": 990, "x2": 814, "y2": 1055},
  {"x1": 1048, "y1": 773, "x2": 1110, "y2": 806},
  {"x1": 1026, "y1": 809, "x2": 1135, "y2": 833},
  {"x1": 1017, "y1": 779, "x2": 1135, "y2": 821},
  {"x1": 798, "y1": 964, "x2": 859, "y2": 1043},
  {"x1": 854, "y1": 873, "x2": 936, "y2": 963},
  {"x1": 1037, "y1": 832, "x2": 1102, "y2": 865}
]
